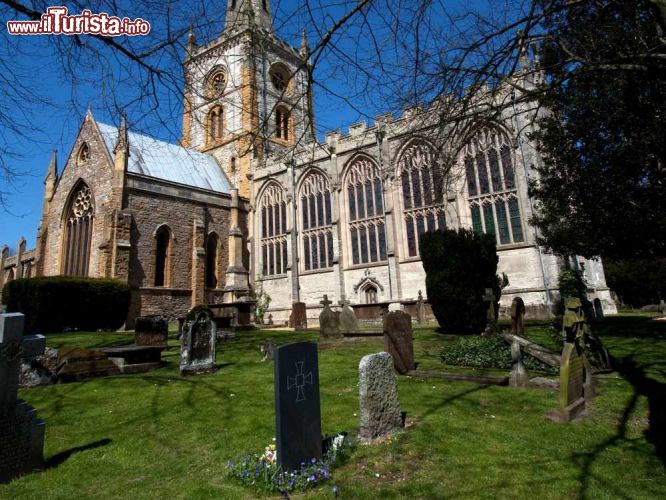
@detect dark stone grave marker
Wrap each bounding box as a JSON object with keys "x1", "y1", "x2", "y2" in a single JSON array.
[
  {"x1": 511, "y1": 297, "x2": 526, "y2": 334},
  {"x1": 134, "y1": 315, "x2": 169, "y2": 347},
  {"x1": 180, "y1": 306, "x2": 217, "y2": 375},
  {"x1": 274, "y1": 342, "x2": 322, "y2": 471},
  {"x1": 0, "y1": 313, "x2": 46, "y2": 483},
  {"x1": 383, "y1": 311, "x2": 415, "y2": 374},
  {"x1": 288, "y1": 302, "x2": 308, "y2": 330},
  {"x1": 56, "y1": 347, "x2": 120, "y2": 381}
]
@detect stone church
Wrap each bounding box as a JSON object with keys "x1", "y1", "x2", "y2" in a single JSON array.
[{"x1": 0, "y1": 0, "x2": 616, "y2": 325}]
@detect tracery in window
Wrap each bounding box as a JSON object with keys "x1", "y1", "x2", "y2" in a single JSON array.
[
  {"x1": 260, "y1": 182, "x2": 288, "y2": 276},
  {"x1": 207, "y1": 69, "x2": 227, "y2": 98},
  {"x1": 77, "y1": 143, "x2": 90, "y2": 166},
  {"x1": 464, "y1": 127, "x2": 524, "y2": 245},
  {"x1": 345, "y1": 157, "x2": 387, "y2": 265},
  {"x1": 300, "y1": 170, "x2": 333, "y2": 271},
  {"x1": 275, "y1": 106, "x2": 290, "y2": 141},
  {"x1": 207, "y1": 106, "x2": 224, "y2": 143},
  {"x1": 398, "y1": 140, "x2": 447, "y2": 257},
  {"x1": 62, "y1": 182, "x2": 94, "y2": 276},
  {"x1": 269, "y1": 63, "x2": 290, "y2": 92},
  {"x1": 364, "y1": 285, "x2": 378, "y2": 304}
]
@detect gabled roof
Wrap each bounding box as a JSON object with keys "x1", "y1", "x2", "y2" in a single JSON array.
[{"x1": 96, "y1": 122, "x2": 232, "y2": 193}]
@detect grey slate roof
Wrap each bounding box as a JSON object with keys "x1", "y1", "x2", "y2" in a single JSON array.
[{"x1": 97, "y1": 122, "x2": 231, "y2": 193}]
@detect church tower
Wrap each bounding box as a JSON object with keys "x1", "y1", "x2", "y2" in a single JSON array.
[{"x1": 181, "y1": 0, "x2": 314, "y2": 198}]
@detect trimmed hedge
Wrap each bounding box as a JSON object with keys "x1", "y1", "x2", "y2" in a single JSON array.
[
  {"x1": 419, "y1": 228, "x2": 500, "y2": 334},
  {"x1": 441, "y1": 335, "x2": 557, "y2": 374},
  {"x1": 2, "y1": 276, "x2": 130, "y2": 333}
]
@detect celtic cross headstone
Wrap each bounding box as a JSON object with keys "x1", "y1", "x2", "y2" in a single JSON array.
[
  {"x1": 0, "y1": 313, "x2": 47, "y2": 483},
  {"x1": 274, "y1": 342, "x2": 322, "y2": 471}
]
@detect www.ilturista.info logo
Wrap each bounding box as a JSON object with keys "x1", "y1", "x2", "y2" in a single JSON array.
[{"x1": 7, "y1": 6, "x2": 151, "y2": 36}]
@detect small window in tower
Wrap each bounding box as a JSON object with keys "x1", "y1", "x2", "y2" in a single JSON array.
[
  {"x1": 275, "y1": 106, "x2": 290, "y2": 141},
  {"x1": 269, "y1": 64, "x2": 289, "y2": 93},
  {"x1": 77, "y1": 143, "x2": 90, "y2": 166},
  {"x1": 207, "y1": 69, "x2": 227, "y2": 98},
  {"x1": 263, "y1": 0, "x2": 267, "y2": 12},
  {"x1": 207, "y1": 106, "x2": 224, "y2": 143}
]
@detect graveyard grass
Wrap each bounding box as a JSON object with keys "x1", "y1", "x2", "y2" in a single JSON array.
[{"x1": 2, "y1": 314, "x2": 665, "y2": 499}]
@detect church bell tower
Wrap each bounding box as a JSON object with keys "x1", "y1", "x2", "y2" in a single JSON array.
[{"x1": 181, "y1": 0, "x2": 314, "y2": 198}]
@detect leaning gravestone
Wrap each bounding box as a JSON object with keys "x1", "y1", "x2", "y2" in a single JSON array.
[
  {"x1": 134, "y1": 315, "x2": 169, "y2": 347},
  {"x1": 274, "y1": 342, "x2": 322, "y2": 471},
  {"x1": 547, "y1": 297, "x2": 589, "y2": 422},
  {"x1": 509, "y1": 341, "x2": 529, "y2": 388},
  {"x1": 288, "y1": 302, "x2": 308, "y2": 330},
  {"x1": 0, "y1": 313, "x2": 46, "y2": 483},
  {"x1": 319, "y1": 295, "x2": 341, "y2": 339},
  {"x1": 383, "y1": 310, "x2": 415, "y2": 374},
  {"x1": 339, "y1": 298, "x2": 360, "y2": 333},
  {"x1": 359, "y1": 352, "x2": 403, "y2": 443},
  {"x1": 511, "y1": 297, "x2": 526, "y2": 334},
  {"x1": 180, "y1": 306, "x2": 217, "y2": 375}
]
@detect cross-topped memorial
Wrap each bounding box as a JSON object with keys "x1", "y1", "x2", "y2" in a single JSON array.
[{"x1": 0, "y1": 313, "x2": 47, "y2": 483}]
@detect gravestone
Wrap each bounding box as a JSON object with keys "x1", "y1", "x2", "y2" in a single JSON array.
[
  {"x1": 56, "y1": 347, "x2": 120, "y2": 381},
  {"x1": 0, "y1": 313, "x2": 46, "y2": 483},
  {"x1": 274, "y1": 342, "x2": 322, "y2": 471},
  {"x1": 359, "y1": 352, "x2": 403, "y2": 443},
  {"x1": 288, "y1": 302, "x2": 308, "y2": 330},
  {"x1": 266, "y1": 313, "x2": 274, "y2": 326},
  {"x1": 383, "y1": 311, "x2": 415, "y2": 374},
  {"x1": 261, "y1": 339, "x2": 276, "y2": 362},
  {"x1": 482, "y1": 288, "x2": 498, "y2": 335},
  {"x1": 416, "y1": 290, "x2": 426, "y2": 324},
  {"x1": 339, "y1": 298, "x2": 360, "y2": 333},
  {"x1": 319, "y1": 295, "x2": 341, "y2": 339},
  {"x1": 509, "y1": 341, "x2": 529, "y2": 388},
  {"x1": 547, "y1": 297, "x2": 589, "y2": 422},
  {"x1": 510, "y1": 297, "x2": 526, "y2": 334},
  {"x1": 134, "y1": 315, "x2": 169, "y2": 347},
  {"x1": 180, "y1": 306, "x2": 217, "y2": 375},
  {"x1": 593, "y1": 299, "x2": 604, "y2": 321}
]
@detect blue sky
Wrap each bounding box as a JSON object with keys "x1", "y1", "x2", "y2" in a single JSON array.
[{"x1": 0, "y1": 0, "x2": 505, "y2": 250}]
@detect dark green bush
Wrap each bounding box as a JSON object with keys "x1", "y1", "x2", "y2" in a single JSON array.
[
  {"x1": 440, "y1": 335, "x2": 556, "y2": 374},
  {"x1": 419, "y1": 228, "x2": 500, "y2": 334},
  {"x1": 2, "y1": 276, "x2": 130, "y2": 333}
]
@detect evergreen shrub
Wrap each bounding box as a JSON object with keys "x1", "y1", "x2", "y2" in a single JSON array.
[
  {"x1": 419, "y1": 228, "x2": 500, "y2": 334},
  {"x1": 2, "y1": 276, "x2": 130, "y2": 333}
]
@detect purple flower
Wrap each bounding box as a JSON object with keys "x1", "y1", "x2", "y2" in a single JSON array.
[{"x1": 311, "y1": 457, "x2": 317, "y2": 464}]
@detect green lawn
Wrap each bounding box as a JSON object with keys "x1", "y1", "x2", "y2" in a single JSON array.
[{"x1": 2, "y1": 315, "x2": 665, "y2": 499}]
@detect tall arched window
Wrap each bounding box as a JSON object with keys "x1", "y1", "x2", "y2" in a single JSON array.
[
  {"x1": 260, "y1": 182, "x2": 288, "y2": 276},
  {"x1": 154, "y1": 226, "x2": 171, "y2": 287},
  {"x1": 207, "y1": 106, "x2": 224, "y2": 143},
  {"x1": 63, "y1": 182, "x2": 94, "y2": 276},
  {"x1": 464, "y1": 127, "x2": 524, "y2": 245},
  {"x1": 345, "y1": 157, "x2": 387, "y2": 265},
  {"x1": 398, "y1": 140, "x2": 447, "y2": 257},
  {"x1": 299, "y1": 170, "x2": 333, "y2": 271},
  {"x1": 206, "y1": 232, "x2": 219, "y2": 288},
  {"x1": 275, "y1": 106, "x2": 290, "y2": 141}
]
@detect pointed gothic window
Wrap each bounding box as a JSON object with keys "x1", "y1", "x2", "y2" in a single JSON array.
[
  {"x1": 260, "y1": 182, "x2": 288, "y2": 276},
  {"x1": 463, "y1": 127, "x2": 524, "y2": 245},
  {"x1": 62, "y1": 182, "x2": 94, "y2": 276},
  {"x1": 275, "y1": 106, "x2": 290, "y2": 141},
  {"x1": 207, "y1": 106, "x2": 224, "y2": 144},
  {"x1": 299, "y1": 170, "x2": 333, "y2": 271},
  {"x1": 206, "y1": 232, "x2": 219, "y2": 288},
  {"x1": 154, "y1": 226, "x2": 171, "y2": 287},
  {"x1": 77, "y1": 143, "x2": 90, "y2": 166},
  {"x1": 398, "y1": 140, "x2": 448, "y2": 257},
  {"x1": 344, "y1": 157, "x2": 387, "y2": 265}
]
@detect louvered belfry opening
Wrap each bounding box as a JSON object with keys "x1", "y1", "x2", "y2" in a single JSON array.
[{"x1": 63, "y1": 182, "x2": 94, "y2": 276}]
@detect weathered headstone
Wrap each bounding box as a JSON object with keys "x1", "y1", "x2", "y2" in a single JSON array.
[
  {"x1": 319, "y1": 295, "x2": 341, "y2": 339},
  {"x1": 482, "y1": 288, "x2": 498, "y2": 335},
  {"x1": 547, "y1": 297, "x2": 589, "y2": 422},
  {"x1": 359, "y1": 352, "x2": 403, "y2": 443},
  {"x1": 180, "y1": 306, "x2": 217, "y2": 375},
  {"x1": 56, "y1": 347, "x2": 120, "y2": 381},
  {"x1": 274, "y1": 342, "x2": 322, "y2": 471},
  {"x1": 509, "y1": 341, "x2": 529, "y2": 388},
  {"x1": 416, "y1": 290, "x2": 426, "y2": 324},
  {"x1": 510, "y1": 297, "x2": 526, "y2": 334},
  {"x1": 0, "y1": 313, "x2": 46, "y2": 483},
  {"x1": 261, "y1": 339, "x2": 276, "y2": 362},
  {"x1": 383, "y1": 310, "x2": 415, "y2": 374},
  {"x1": 134, "y1": 315, "x2": 169, "y2": 347},
  {"x1": 593, "y1": 299, "x2": 604, "y2": 321},
  {"x1": 288, "y1": 302, "x2": 308, "y2": 330},
  {"x1": 266, "y1": 313, "x2": 274, "y2": 326},
  {"x1": 338, "y1": 298, "x2": 360, "y2": 333}
]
